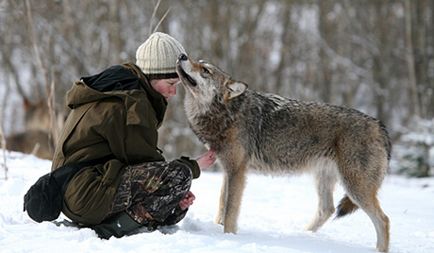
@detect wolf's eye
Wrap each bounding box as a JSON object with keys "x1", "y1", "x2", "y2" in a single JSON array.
[{"x1": 201, "y1": 67, "x2": 211, "y2": 78}]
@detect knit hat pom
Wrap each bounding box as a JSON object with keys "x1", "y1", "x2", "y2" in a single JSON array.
[{"x1": 136, "y1": 32, "x2": 186, "y2": 79}]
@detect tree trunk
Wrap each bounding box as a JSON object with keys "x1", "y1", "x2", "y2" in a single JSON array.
[
  {"x1": 404, "y1": 0, "x2": 421, "y2": 117},
  {"x1": 318, "y1": 0, "x2": 334, "y2": 103},
  {"x1": 273, "y1": 2, "x2": 291, "y2": 94}
]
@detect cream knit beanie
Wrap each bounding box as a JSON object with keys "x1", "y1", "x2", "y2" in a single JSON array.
[{"x1": 136, "y1": 32, "x2": 186, "y2": 80}]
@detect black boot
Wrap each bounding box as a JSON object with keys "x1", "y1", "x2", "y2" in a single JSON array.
[{"x1": 92, "y1": 212, "x2": 143, "y2": 239}]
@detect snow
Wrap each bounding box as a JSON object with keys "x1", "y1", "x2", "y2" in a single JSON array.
[{"x1": 1, "y1": 151, "x2": 434, "y2": 253}]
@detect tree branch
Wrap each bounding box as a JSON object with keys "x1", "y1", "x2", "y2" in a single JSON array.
[{"x1": 24, "y1": 0, "x2": 49, "y2": 99}]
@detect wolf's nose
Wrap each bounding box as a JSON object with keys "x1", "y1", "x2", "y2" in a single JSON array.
[{"x1": 178, "y1": 53, "x2": 188, "y2": 61}]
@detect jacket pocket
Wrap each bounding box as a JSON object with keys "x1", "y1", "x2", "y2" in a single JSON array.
[{"x1": 101, "y1": 159, "x2": 125, "y2": 186}]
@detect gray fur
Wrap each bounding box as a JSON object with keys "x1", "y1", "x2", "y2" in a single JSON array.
[{"x1": 176, "y1": 56, "x2": 391, "y2": 252}]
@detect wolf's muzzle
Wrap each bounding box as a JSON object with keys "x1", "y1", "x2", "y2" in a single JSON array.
[
  {"x1": 178, "y1": 53, "x2": 188, "y2": 61},
  {"x1": 176, "y1": 54, "x2": 197, "y2": 87}
]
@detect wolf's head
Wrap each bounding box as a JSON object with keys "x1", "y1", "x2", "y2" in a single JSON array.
[{"x1": 176, "y1": 54, "x2": 247, "y2": 107}]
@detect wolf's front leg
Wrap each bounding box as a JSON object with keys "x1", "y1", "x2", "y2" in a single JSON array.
[
  {"x1": 215, "y1": 173, "x2": 228, "y2": 225},
  {"x1": 223, "y1": 166, "x2": 247, "y2": 233}
]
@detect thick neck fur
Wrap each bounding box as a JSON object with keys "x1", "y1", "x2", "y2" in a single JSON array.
[
  {"x1": 184, "y1": 90, "x2": 245, "y2": 151},
  {"x1": 184, "y1": 89, "x2": 285, "y2": 151}
]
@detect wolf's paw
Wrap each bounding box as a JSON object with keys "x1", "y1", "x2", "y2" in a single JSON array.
[
  {"x1": 215, "y1": 218, "x2": 224, "y2": 225},
  {"x1": 376, "y1": 243, "x2": 389, "y2": 252},
  {"x1": 223, "y1": 225, "x2": 237, "y2": 234},
  {"x1": 305, "y1": 223, "x2": 319, "y2": 232},
  {"x1": 215, "y1": 215, "x2": 224, "y2": 225}
]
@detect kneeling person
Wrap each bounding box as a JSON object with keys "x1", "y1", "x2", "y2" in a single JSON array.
[{"x1": 51, "y1": 32, "x2": 216, "y2": 239}]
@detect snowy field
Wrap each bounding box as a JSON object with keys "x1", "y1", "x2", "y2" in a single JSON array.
[{"x1": 1, "y1": 151, "x2": 433, "y2": 253}]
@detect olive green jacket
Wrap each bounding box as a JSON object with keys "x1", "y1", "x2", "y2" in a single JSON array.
[{"x1": 51, "y1": 64, "x2": 187, "y2": 225}]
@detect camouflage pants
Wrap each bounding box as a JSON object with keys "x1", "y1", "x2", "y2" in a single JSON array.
[{"x1": 107, "y1": 160, "x2": 192, "y2": 226}]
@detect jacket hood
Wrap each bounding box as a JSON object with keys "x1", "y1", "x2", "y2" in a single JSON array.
[
  {"x1": 67, "y1": 65, "x2": 164, "y2": 106},
  {"x1": 66, "y1": 64, "x2": 167, "y2": 124}
]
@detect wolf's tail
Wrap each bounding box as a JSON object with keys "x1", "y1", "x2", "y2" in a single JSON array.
[{"x1": 335, "y1": 195, "x2": 359, "y2": 218}]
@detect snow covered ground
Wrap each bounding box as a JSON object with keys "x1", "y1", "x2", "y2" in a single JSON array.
[{"x1": 1, "y1": 151, "x2": 433, "y2": 253}]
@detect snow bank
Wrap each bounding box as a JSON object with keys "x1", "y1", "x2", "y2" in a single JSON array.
[{"x1": 1, "y1": 151, "x2": 433, "y2": 252}]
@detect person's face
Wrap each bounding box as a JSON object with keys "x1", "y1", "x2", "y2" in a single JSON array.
[{"x1": 150, "y1": 78, "x2": 179, "y2": 100}]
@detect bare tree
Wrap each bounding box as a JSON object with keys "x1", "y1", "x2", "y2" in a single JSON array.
[
  {"x1": 0, "y1": 0, "x2": 433, "y2": 167},
  {"x1": 272, "y1": 2, "x2": 292, "y2": 94},
  {"x1": 317, "y1": 0, "x2": 334, "y2": 103},
  {"x1": 0, "y1": 80, "x2": 9, "y2": 180},
  {"x1": 409, "y1": 0, "x2": 434, "y2": 119},
  {"x1": 404, "y1": 0, "x2": 421, "y2": 118},
  {"x1": 0, "y1": 124, "x2": 7, "y2": 180}
]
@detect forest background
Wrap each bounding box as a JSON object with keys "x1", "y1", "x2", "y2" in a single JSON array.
[{"x1": 0, "y1": 0, "x2": 433, "y2": 177}]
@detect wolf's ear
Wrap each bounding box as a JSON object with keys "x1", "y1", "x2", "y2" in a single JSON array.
[{"x1": 225, "y1": 81, "x2": 247, "y2": 100}]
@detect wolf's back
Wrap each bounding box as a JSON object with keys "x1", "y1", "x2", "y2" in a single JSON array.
[{"x1": 230, "y1": 90, "x2": 391, "y2": 172}]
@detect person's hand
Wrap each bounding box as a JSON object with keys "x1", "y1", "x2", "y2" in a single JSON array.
[
  {"x1": 179, "y1": 191, "x2": 195, "y2": 210},
  {"x1": 196, "y1": 149, "x2": 217, "y2": 170}
]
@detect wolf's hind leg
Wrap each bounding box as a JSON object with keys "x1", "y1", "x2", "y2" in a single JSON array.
[
  {"x1": 339, "y1": 158, "x2": 390, "y2": 252},
  {"x1": 306, "y1": 161, "x2": 337, "y2": 232},
  {"x1": 344, "y1": 183, "x2": 390, "y2": 252},
  {"x1": 362, "y1": 195, "x2": 389, "y2": 252}
]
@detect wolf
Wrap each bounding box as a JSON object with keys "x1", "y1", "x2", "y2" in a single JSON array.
[
  {"x1": 6, "y1": 100, "x2": 64, "y2": 160},
  {"x1": 176, "y1": 53, "x2": 391, "y2": 252}
]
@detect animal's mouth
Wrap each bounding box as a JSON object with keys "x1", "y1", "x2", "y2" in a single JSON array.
[
  {"x1": 177, "y1": 65, "x2": 197, "y2": 87},
  {"x1": 176, "y1": 63, "x2": 197, "y2": 87}
]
